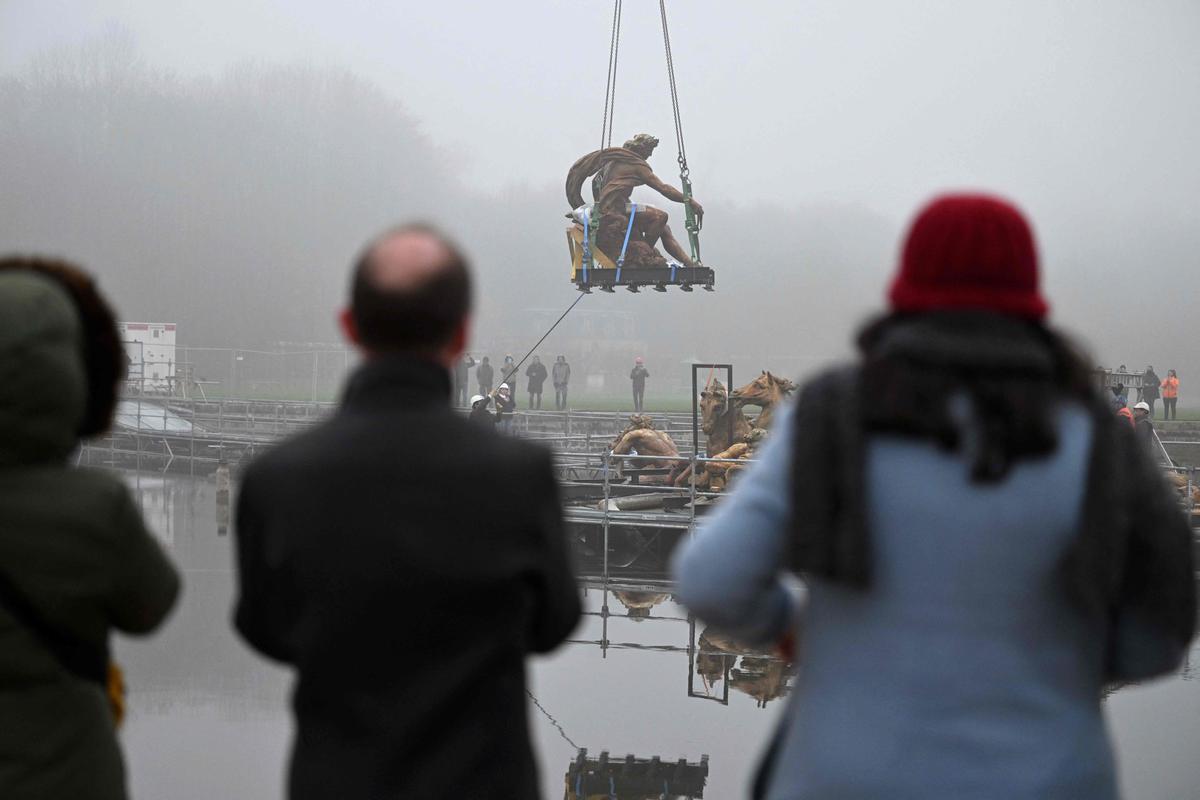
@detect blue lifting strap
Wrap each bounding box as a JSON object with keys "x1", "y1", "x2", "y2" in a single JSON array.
[
  {"x1": 581, "y1": 212, "x2": 591, "y2": 285},
  {"x1": 609, "y1": 776, "x2": 617, "y2": 800},
  {"x1": 669, "y1": 260, "x2": 677, "y2": 284},
  {"x1": 615, "y1": 202, "x2": 637, "y2": 283}
]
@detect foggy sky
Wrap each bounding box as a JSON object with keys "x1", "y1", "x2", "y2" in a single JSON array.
[{"x1": 2, "y1": 1, "x2": 1199, "y2": 386}]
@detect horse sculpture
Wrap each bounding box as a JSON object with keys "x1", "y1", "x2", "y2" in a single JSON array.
[
  {"x1": 673, "y1": 375, "x2": 795, "y2": 491},
  {"x1": 698, "y1": 379, "x2": 753, "y2": 456},
  {"x1": 604, "y1": 374, "x2": 795, "y2": 492},
  {"x1": 670, "y1": 380, "x2": 752, "y2": 490},
  {"x1": 731, "y1": 371, "x2": 797, "y2": 430}
]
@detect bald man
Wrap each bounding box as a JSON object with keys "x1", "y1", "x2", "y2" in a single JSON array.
[{"x1": 233, "y1": 224, "x2": 581, "y2": 800}]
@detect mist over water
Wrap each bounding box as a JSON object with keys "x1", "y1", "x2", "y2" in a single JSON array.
[{"x1": 118, "y1": 473, "x2": 1200, "y2": 800}]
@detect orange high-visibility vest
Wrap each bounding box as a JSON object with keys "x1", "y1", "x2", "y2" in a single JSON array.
[{"x1": 1162, "y1": 376, "x2": 1180, "y2": 398}]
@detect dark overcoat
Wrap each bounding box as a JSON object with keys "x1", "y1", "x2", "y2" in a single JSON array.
[{"x1": 234, "y1": 357, "x2": 580, "y2": 800}]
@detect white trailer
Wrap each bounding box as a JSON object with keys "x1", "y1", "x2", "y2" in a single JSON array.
[{"x1": 119, "y1": 322, "x2": 177, "y2": 393}]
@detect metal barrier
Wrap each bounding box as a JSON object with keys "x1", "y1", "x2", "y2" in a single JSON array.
[{"x1": 121, "y1": 345, "x2": 356, "y2": 402}]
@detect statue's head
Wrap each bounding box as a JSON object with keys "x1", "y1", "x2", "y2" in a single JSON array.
[
  {"x1": 624, "y1": 133, "x2": 659, "y2": 158},
  {"x1": 699, "y1": 380, "x2": 729, "y2": 435}
]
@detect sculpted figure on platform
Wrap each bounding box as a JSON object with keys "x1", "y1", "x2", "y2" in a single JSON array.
[{"x1": 566, "y1": 134, "x2": 704, "y2": 268}]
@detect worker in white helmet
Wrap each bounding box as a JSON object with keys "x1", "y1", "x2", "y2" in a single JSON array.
[
  {"x1": 1132, "y1": 400, "x2": 1156, "y2": 450},
  {"x1": 468, "y1": 394, "x2": 495, "y2": 429},
  {"x1": 495, "y1": 383, "x2": 516, "y2": 434}
]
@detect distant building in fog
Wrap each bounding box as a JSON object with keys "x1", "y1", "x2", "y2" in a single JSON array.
[{"x1": 119, "y1": 321, "x2": 176, "y2": 393}]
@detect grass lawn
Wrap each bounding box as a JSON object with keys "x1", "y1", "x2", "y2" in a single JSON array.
[
  {"x1": 176, "y1": 385, "x2": 1200, "y2": 422},
  {"x1": 566, "y1": 395, "x2": 697, "y2": 413}
]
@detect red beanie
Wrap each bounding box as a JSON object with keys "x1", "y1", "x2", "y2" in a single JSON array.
[{"x1": 887, "y1": 193, "x2": 1049, "y2": 319}]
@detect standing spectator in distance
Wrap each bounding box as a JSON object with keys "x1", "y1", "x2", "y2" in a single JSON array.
[
  {"x1": 1161, "y1": 369, "x2": 1179, "y2": 420},
  {"x1": 525, "y1": 355, "x2": 548, "y2": 410},
  {"x1": 673, "y1": 195, "x2": 1195, "y2": 799},
  {"x1": 453, "y1": 353, "x2": 476, "y2": 407},
  {"x1": 1140, "y1": 365, "x2": 1160, "y2": 416},
  {"x1": 468, "y1": 394, "x2": 496, "y2": 429},
  {"x1": 495, "y1": 383, "x2": 516, "y2": 434},
  {"x1": 0, "y1": 259, "x2": 180, "y2": 800},
  {"x1": 476, "y1": 355, "x2": 493, "y2": 396},
  {"x1": 552, "y1": 355, "x2": 571, "y2": 410},
  {"x1": 233, "y1": 225, "x2": 580, "y2": 800},
  {"x1": 1133, "y1": 401, "x2": 1157, "y2": 453},
  {"x1": 630, "y1": 356, "x2": 649, "y2": 412},
  {"x1": 501, "y1": 354, "x2": 518, "y2": 398}
]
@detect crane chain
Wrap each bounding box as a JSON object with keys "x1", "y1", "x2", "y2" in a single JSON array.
[
  {"x1": 599, "y1": 0, "x2": 623, "y2": 150},
  {"x1": 658, "y1": 0, "x2": 688, "y2": 176}
]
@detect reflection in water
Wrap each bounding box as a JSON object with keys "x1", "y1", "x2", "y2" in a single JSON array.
[
  {"x1": 111, "y1": 472, "x2": 1200, "y2": 800},
  {"x1": 697, "y1": 629, "x2": 794, "y2": 709},
  {"x1": 614, "y1": 590, "x2": 673, "y2": 619},
  {"x1": 731, "y1": 657, "x2": 791, "y2": 709},
  {"x1": 116, "y1": 473, "x2": 288, "y2": 717},
  {"x1": 215, "y1": 461, "x2": 231, "y2": 536},
  {"x1": 564, "y1": 750, "x2": 709, "y2": 799},
  {"x1": 570, "y1": 526, "x2": 795, "y2": 709}
]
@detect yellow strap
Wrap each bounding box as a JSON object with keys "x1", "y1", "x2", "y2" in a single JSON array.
[{"x1": 107, "y1": 661, "x2": 126, "y2": 727}]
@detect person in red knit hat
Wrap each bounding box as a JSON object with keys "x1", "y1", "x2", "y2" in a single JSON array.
[
  {"x1": 674, "y1": 192, "x2": 1195, "y2": 799},
  {"x1": 887, "y1": 193, "x2": 1049, "y2": 319}
]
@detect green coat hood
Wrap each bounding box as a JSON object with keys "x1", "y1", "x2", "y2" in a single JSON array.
[{"x1": 0, "y1": 272, "x2": 87, "y2": 465}]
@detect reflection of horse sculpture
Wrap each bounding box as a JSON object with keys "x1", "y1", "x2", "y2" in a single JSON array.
[
  {"x1": 732, "y1": 371, "x2": 796, "y2": 430},
  {"x1": 697, "y1": 626, "x2": 793, "y2": 707},
  {"x1": 609, "y1": 414, "x2": 682, "y2": 485},
  {"x1": 731, "y1": 657, "x2": 792, "y2": 708},
  {"x1": 696, "y1": 630, "x2": 737, "y2": 689}
]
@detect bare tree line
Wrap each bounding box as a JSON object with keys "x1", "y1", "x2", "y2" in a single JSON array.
[{"x1": 1, "y1": 31, "x2": 906, "y2": 378}]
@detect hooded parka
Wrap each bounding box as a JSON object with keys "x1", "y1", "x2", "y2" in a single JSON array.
[{"x1": 0, "y1": 272, "x2": 180, "y2": 800}]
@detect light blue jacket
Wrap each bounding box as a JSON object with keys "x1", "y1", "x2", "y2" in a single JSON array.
[{"x1": 673, "y1": 402, "x2": 1135, "y2": 799}]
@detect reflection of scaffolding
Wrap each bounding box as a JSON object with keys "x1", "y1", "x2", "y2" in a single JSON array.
[
  {"x1": 565, "y1": 749, "x2": 709, "y2": 799},
  {"x1": 555, "y1": 362, "x2": 794, "y2": 706},
  {"x1": 565, "y1": 574, "x2": 793, "y2": 708}
]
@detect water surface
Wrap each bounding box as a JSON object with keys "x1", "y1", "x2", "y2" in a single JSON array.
[{"x1": 114, "y1": 472, "x2": 1199, "y2": 799}]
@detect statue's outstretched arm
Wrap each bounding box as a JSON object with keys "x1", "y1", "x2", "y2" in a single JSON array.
[
  {"x1": 644, "y1": 172, "x2": 687, "y2": 203},
  {"x1": 645, "y1": 172, "x2": 703, "y2": 218}
]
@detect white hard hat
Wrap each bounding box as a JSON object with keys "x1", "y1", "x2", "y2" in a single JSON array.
[
  {"x1": 470, "y1": 395, "x2": 485, "y2": 406},
  {"x1": 1134, "y1": 401, "x2": 1150, "y2": 412},
  {"x1": 499, "y1": 383, "x2": 511, "y2": 391}
]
